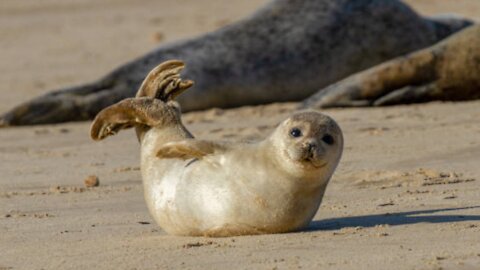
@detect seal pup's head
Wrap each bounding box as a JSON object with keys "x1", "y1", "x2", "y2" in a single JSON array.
[{"x1": 269, "y1": 111, "x2": 343, "y2": 180}]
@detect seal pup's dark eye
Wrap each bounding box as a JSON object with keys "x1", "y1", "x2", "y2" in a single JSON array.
[
  {"x1": 322, "y1": 134, "x2": 334, "y2": 145},
  {"x1": 290, "y1": 128, "x2": 302, "y2": 138}
]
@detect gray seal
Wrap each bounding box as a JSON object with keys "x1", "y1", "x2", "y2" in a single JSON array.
[
  {"x1": 0, "y1": 0, "x2": 471, "y2": 126},
  {"x1": 300, "y1": 24, "x2": 480, "y2": 108}
]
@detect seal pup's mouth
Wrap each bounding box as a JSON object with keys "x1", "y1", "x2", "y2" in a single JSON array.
[
  {"x1": 301, "y1": 147, "x2": 328, "y2": 169},
  {"x1": 284, "y1": 146, "x2": 327, "y2": 169},
  {"x1": 303, "y1": 156, "x2": 327, "y2": 169}
]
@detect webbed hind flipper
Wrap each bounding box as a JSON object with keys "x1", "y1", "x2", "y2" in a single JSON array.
[
  {"x1": 136, "y1": 60, "x2": 194, "y2": 101},
  {"x1": 90, "y1": 98, "x2": 180, "y2": 141},
  {"x1": 90, "y1": 60, "x2": 194, "y2": 141}
]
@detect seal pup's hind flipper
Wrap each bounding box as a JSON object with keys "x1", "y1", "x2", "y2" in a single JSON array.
[
  {"x1": 90, "y1": 98, "x2": 179, "y2": 141},
  {"x1": 90, "y1": 60, "x2": 194, "y2": 141},
  {"x1": 156, "y1": 140, "x2": 229, "y2": 160},
  {"x1": 135, "y1": 60, "x2": 193, "y2": 101}
]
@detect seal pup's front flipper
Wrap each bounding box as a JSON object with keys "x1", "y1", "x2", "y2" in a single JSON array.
[{"x1": 156, "y1": 140, "x2": 229, "y2": 160}]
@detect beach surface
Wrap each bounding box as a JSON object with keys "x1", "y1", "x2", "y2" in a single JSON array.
[{"x1": 1, "y1": 1, "x2": 479, "y2": 269}]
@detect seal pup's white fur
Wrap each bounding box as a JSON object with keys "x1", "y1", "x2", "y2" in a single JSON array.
[{"x1": 91, "y1": 60, "x2": 343, "y2": 236}]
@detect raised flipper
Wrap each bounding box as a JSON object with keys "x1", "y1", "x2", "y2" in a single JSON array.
[
  {"x1": 135, "y1": 60, "x2": 193, "y2": 100},
  {"x1": 90, "y1": 60, "x2": 193, "y2": 141},
  {"x1": 156, "y1": 140, "x2": 229, "y2": 160},
  {"x1": 90, "y1": 98, "x2": 180, "y2": 141}
]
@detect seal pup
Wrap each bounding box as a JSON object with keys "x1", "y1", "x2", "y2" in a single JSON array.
[
  {"x1": 91, "y1": 60, "x2": 343, "y2": 236},
  {"x1": 0, "y1": 0, "x2": 472, "y2": 126},
  {"x1": 300, "y1": 24, "x2": 480, "y2": 108}
]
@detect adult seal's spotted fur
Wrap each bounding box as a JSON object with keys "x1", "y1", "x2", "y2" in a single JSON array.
[
  {"x1": 300, "y1": 24, "x2": 480, "y2": 108},
  {"x1": 0, "y1": 0, "x2": 472, "y2": 126},
  {"x1": 90, "y1": 60, "x2": 343, "y2": 236}
]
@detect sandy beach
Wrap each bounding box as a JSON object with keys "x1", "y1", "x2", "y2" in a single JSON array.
[{"x1": 1, "y1": 0, "x2": 479, "y2": 269}]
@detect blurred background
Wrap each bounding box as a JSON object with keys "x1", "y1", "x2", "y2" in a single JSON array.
[
  {"x1": 1, "y1": 2, "x2": 479, "y2": 269},
  {"x1": 0, "y1": 0, "x2": 478, "y2": 114}
]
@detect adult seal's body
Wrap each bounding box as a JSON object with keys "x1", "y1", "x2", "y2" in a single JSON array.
[
  {"x1": 301, "y1": 24, "x2": 480, "y2": 108},
  {"x1": 0, "y1": 0, "x2": 472, "y2": 126},
  {"x1": 91, "y1": 60, "x2": 343, "y2": 236}
]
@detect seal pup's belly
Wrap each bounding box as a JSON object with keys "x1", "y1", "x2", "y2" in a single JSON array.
[{"x1": 142, "y1": 154, "x2": 323, "y2": 236}]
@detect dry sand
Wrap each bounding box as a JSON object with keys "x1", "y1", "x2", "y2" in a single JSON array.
[{"x1": 1, "y1": 0, "x2": 480, "y2": 269}]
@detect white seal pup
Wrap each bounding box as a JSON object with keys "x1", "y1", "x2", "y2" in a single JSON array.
[{"x1": 91, "y1": 60, "x2": 343, "y2": 236}]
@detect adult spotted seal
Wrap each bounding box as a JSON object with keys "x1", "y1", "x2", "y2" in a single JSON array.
[
  {"x1": 300, "y1": 24, "x2": 480, "y2": 108},
  {"x1": 91, "y1": 60, "x2": 343, "y2": 236},
  {"x1": 0, "y1": 0, "x2": 471, "y2": 126}
]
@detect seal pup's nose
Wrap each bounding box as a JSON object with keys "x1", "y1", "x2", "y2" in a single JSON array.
[
  {"x1": 307, "y1": 142, "x2": 316, "y2": 152},
  {"x1": 303, "y1": 141, "x2": 318, "y2": 159}
]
